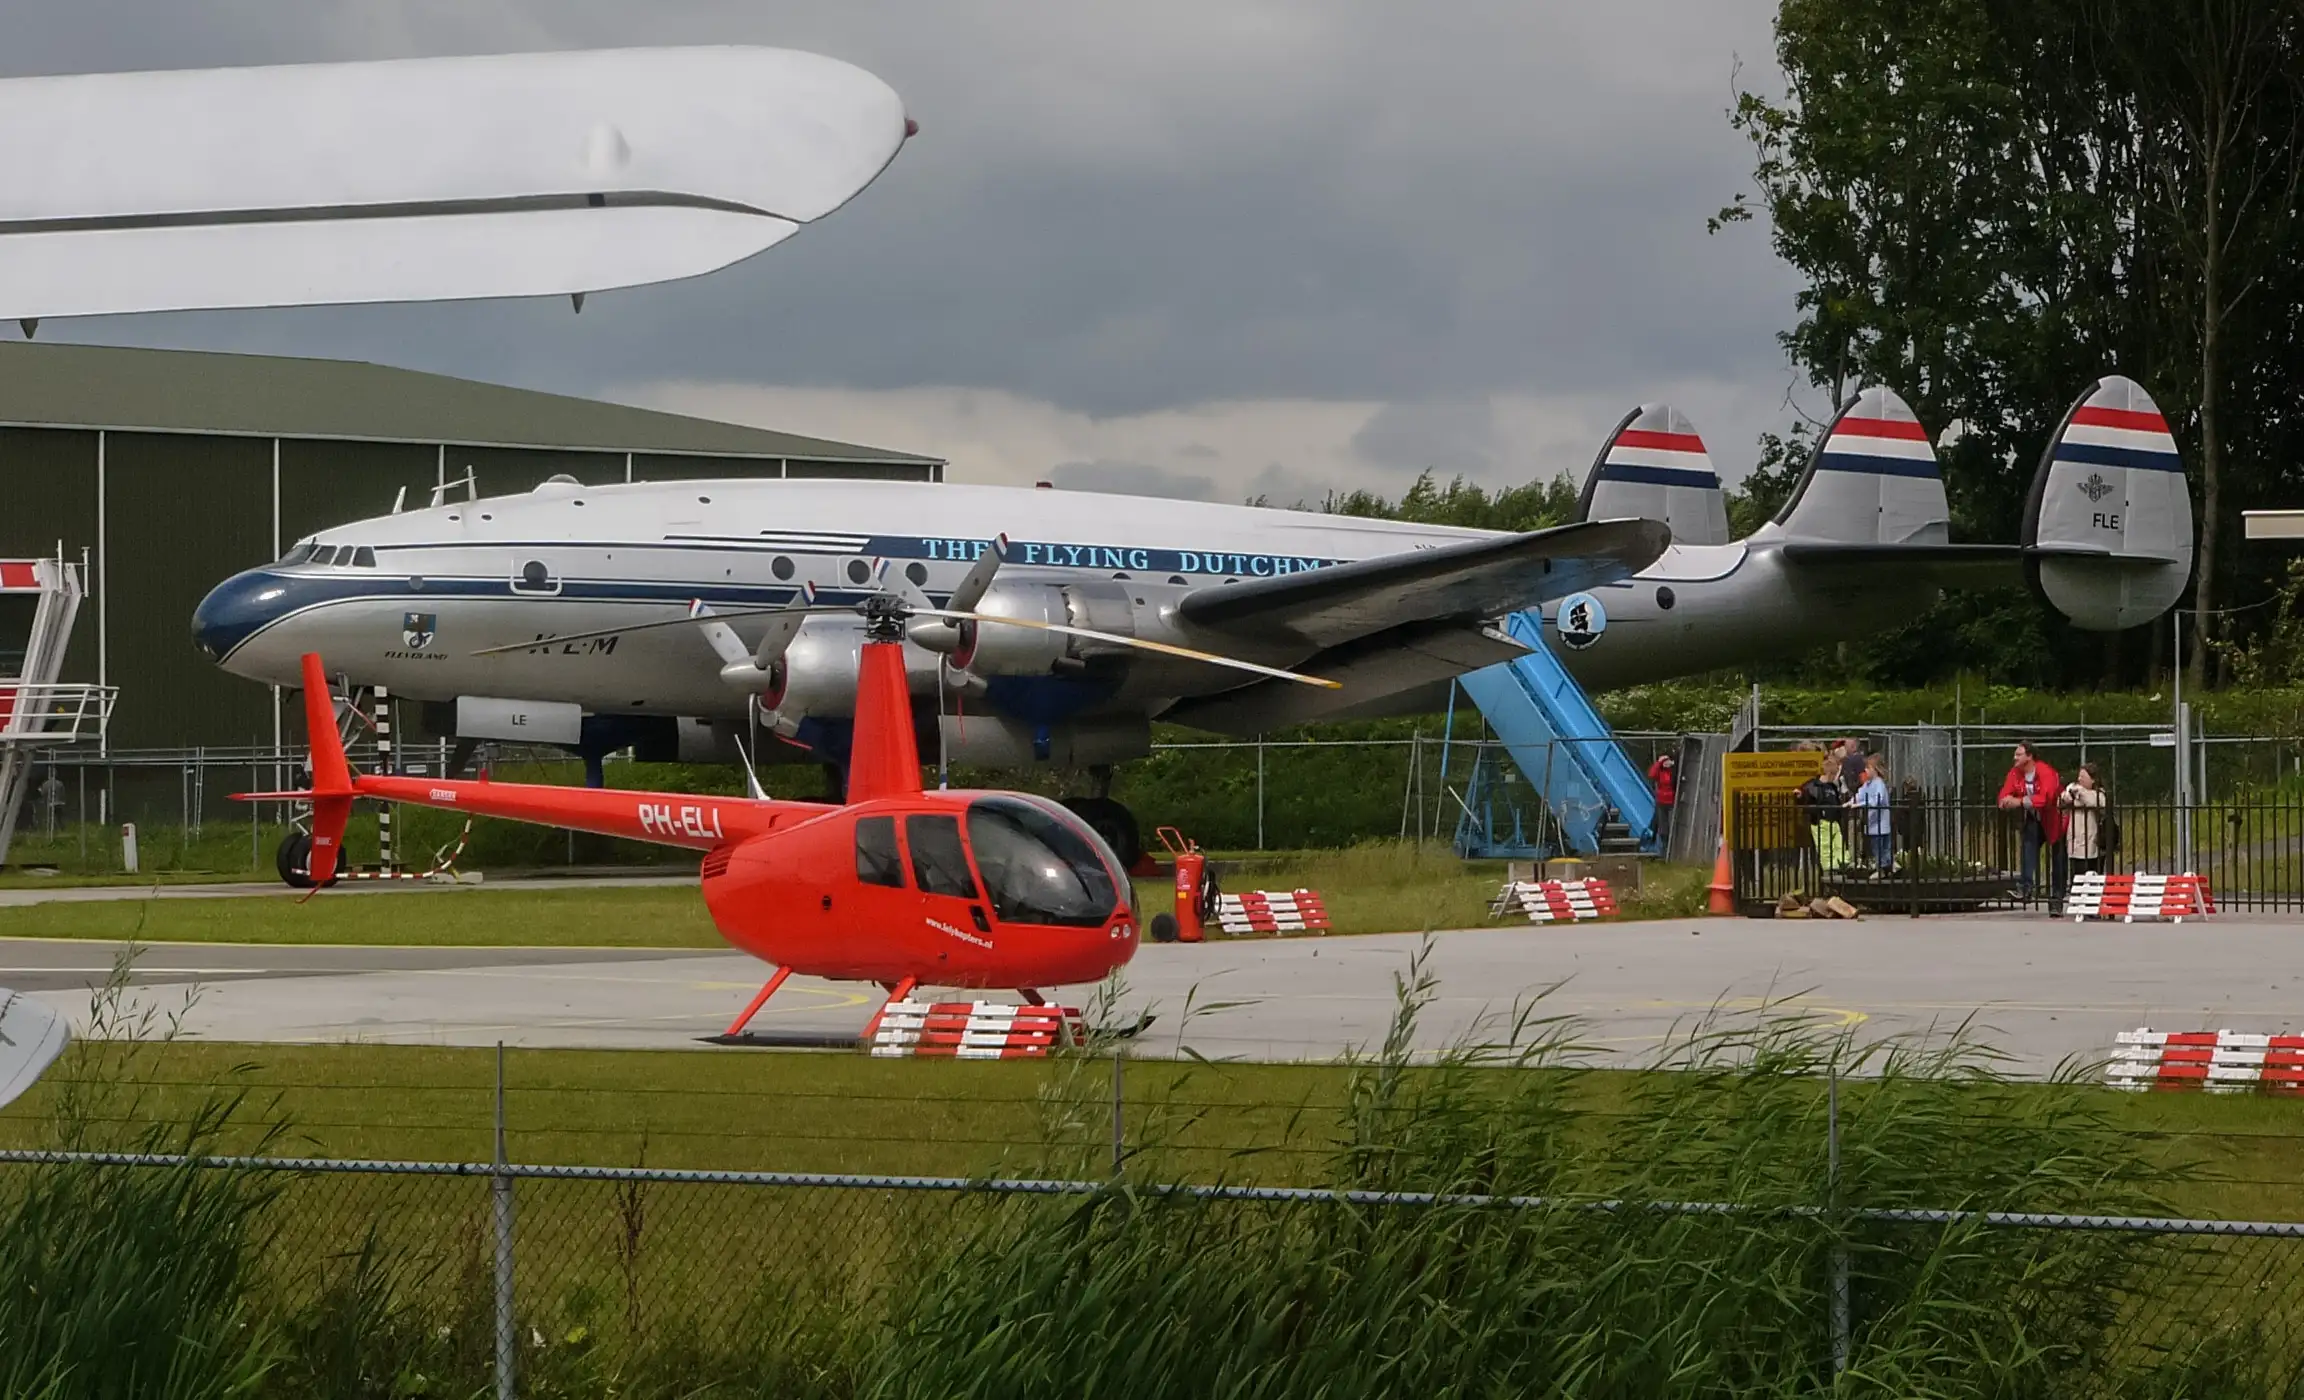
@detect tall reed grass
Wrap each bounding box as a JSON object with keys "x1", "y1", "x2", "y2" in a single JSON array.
[
  {"x1": 8, "y1": 948, "x2": 2304, "y2": 1397},
  {"x1": 862, "y1": 950, "x2": 2301, "y2": 1398},
  {"x1": 0, "y1": 953, "x2": 285, "y2": 1398}
]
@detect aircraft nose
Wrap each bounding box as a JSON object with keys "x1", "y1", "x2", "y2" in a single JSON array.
[{"x1": 191, "y1": 567, "x2": 293, "y2": 663}]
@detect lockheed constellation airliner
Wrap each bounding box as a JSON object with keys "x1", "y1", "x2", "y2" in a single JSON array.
[{"x1": 194, "y1": 377, "x2": 2191, "y2": 866}]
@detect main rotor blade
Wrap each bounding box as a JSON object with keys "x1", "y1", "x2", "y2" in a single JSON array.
[
  {"x1": 917, "y1": 607, "x2": 1340, "y2": 689},
  {"x1": 947, "y1": 534, "x2": 1009, "y2": 615},
  {"x1": 469, "y1": 598, "x2": 846, "y2": 656}
]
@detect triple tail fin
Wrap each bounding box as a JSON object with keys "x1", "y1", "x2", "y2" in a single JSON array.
[
  {"x1": 1578, "y1": 403, "x2": 1729, "y2": 546},
  {"x1": 1765, "y1": 385, "x2": 1950, "y2": 545},
  {"x1": 297, "y1": 652, "x2": 357, "y2": 884},
  {"x1": 2023, "y1": 375, "x2": 2194, "y2": 631}
]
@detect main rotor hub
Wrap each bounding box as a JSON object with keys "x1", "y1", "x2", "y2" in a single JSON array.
[{"x1": 861, "y1": 594, "x2": 910, "y2": 643}]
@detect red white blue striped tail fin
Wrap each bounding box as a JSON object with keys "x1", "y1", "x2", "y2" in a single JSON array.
[
  {"x1": 1768, "y1": 385, "x2": 1950, "y2": 545},
  {"x1": 2024, "y1": 375, "x2": 2193, "y2": 631},
  {"x1": 1578, "y1": 403, "x2": 1729, "y2": 546}
]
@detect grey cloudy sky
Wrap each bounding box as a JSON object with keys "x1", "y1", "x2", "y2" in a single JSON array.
[{"x1": 0, "y1": 1, "x2": 1812, "y2": 502}]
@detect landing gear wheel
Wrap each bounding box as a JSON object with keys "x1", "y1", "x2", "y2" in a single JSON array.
[
  {"x1": 1062, "y1": 796, "x2": 1143, "y2": 870},
  {"x1": 274, "y1": 831, "x2": 340, "y2": 890}
]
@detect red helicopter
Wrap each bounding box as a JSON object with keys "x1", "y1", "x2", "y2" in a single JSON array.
[{"x1": 243, "y1": 580, "x2": 1333, "y2": 1040}]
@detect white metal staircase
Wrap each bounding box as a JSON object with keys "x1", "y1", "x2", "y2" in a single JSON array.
[{"x1": 0, "y1": 554, "x2": 114, "y2": 868}]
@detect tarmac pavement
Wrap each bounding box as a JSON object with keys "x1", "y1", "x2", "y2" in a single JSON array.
[{"x1": 8, "y1": 912, "x2": 2302, "y2": 1071}]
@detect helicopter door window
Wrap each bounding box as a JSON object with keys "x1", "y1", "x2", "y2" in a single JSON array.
[
  {"x1": 904, "y1": 814, "x2": 978, "y2": 899},
  {"x1": 855, "y1": 815, "x2": 905, "y2": 888},
  {"x1": 511, "y1": 559, "x2": 561, "y2": 596},
  {"x1": 965, "y1": 796, "x2": 1116, "y2": 928}
]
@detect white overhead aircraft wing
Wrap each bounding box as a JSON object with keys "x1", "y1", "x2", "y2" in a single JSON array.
[
  {"x1": 0, "y1": 988, "x2": 69, "y2": 1111},
  {"x1": 0, "y1": 47, "x2": 910, "y2": 321}
]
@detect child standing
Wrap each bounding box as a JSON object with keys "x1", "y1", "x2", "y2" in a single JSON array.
[{"x1": 1847, "y1": 755, "x2": 1894, "y2": 872}]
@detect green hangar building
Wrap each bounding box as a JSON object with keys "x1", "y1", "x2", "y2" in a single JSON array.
[{"x1": 0, "y1": 341, "x2": 943, "y2": 767}]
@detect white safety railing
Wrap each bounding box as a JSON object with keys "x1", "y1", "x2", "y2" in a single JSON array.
[{"x1": 0, "y1": 681, "x2": 118, "y2": 744}]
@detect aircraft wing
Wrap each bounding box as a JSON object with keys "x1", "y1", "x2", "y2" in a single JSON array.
[
  {"x1": 1177, "y1": 518, "x2": 1670, "y2": 652},
  {"x1": 1162, "y1": 620, "x2": 1529, "y2": 734}
]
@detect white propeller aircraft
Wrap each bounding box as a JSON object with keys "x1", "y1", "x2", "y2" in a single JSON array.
[{"x1": 192, "y1": 376, "x2": 2190, "y2": 869}]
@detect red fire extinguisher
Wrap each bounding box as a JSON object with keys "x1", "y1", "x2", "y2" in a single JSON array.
[{"x1": 1157, "y1": 826, "x2": 1218, "y2": 943}]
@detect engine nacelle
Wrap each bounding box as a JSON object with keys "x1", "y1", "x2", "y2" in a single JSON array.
[
  {"x1": 939, "y1": 580, "x2": 1140, "y2": 676},
  {"x1": 937, "y1": 713, "x2": 1151, "y2": 767},
  {"x1": 763, "y1": 619, "x2": 947, "y2": 719}
]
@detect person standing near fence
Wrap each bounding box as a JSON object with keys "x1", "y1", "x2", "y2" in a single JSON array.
[
  {"x1": 1846, "y1": 755, "x2": 1893, "y2": 872},
  {"x1": 1646, "y1": 750, "x2": 1677, "y2": 854},
  {"x1": 2060, "y1": 762, "x2": 2108, "y2": 880},
  {"x1": 1997, "y1": 741, "x2": 2065, "y2": 902},
  {"x1": 1801, "y1": 753, "x2": 1849, "y2": 872}
]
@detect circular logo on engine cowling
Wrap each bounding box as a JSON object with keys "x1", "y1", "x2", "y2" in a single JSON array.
[{"x1": 1555, "y1": 592, "x2": 1607, "y2": 650}]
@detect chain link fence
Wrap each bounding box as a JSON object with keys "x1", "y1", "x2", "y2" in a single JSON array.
[{"x1": 5, "y1": 1147, "x2": 2304, "y2": 1396}]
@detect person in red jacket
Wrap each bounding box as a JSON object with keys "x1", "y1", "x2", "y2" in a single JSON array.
[
  {"x1": 1647, "y1": 750, "x2": 1677, "y2": 853},
  {"x1": 1997, "y1": 740, "x2": 2065, "y2": 903}
]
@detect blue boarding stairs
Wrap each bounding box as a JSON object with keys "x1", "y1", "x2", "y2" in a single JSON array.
[{"x1": 1448, "y1": 609, "x2": 1657, "y2": 859}]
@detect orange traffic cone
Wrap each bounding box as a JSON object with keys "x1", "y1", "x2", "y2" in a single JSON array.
[{"x1": 1706, "y1": 837, "x2": 1736, "y2": 916}]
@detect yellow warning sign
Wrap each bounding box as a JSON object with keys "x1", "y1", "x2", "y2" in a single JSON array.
[{"x1": 1722, "y1": 751, "x2": 1825, "y2": 847}]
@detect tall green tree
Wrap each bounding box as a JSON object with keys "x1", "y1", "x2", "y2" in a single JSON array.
[
  {"x1": 1322, "y1": 470, "x2": 1582, "y2": 533},
  {"x1": 1721, "y1": 0, "x2": 2304, "y2": 688}
]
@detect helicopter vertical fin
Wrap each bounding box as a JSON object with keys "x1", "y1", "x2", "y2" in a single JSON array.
[{"x1": 297, "y1": 652, "x2": 357, "y2": 884}]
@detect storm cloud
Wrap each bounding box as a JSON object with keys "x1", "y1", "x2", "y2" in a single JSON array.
[{"x1": 0, "y1": 0, "x2": 1808, "y2": 495}]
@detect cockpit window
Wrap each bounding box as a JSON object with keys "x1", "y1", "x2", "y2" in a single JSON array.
[
  {"x1": 965, "y1": 796, "x2": 1118, "y2": 928},
  {"x1": 312, "y1": 546, "x2": 339, "y2": 566},
  {"x1": 280, "y1": 542, "x2": 316, "y2": 566},
  {"x1": 905, "y1": 814, "x2": 978, "y2": 899},
  {"x1": 353, "y1": 546, "x2": 377, "y2": 568}
]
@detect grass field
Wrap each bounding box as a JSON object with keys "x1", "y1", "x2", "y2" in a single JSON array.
[
  {"x1": 0, "y1": 845, "x2": 1714, "y2": 944},
  {"x1": 9, "y1": 1038, "x2": 2304, "y2": 1223},
  {"x1": 0, "y1": 885, "x2": 724, "y2": 946}
]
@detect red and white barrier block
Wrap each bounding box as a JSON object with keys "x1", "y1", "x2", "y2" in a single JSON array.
[
  {"x1": 1491, "y1": 879, "x2": 1618, "y2": 923},
  {"x1": 870, "y1": 1001, "x2": 1087, "y2": 1059},
  {"x1": 2107, "y1": 1028, "x2": 2304, "y2": 1093},
  {"x1": 2067, "y1": 872, "x2": 2217, "y2": 922},
  {"x1": 1215, "y1": 890, "x2": 1331, "y2": 935}
]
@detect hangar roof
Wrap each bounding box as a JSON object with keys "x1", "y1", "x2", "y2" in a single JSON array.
[{"x1": 0, "y1": 340, "x2": 940, "y2": 465}]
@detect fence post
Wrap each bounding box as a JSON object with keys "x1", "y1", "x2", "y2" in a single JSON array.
[
  {"x1": 1828, "y1": 1062, "x2": 1850, "y2": 1378},
  {"x1": 493, "y1": 1041, "x2": 517, "y2": 1400},
  {"x1": 1255, "y1": 735, "x2": 1265, "y2": 851},
  {"x1": 1111, "y1": 1051, "x2": 1125, "y2": 1177}
]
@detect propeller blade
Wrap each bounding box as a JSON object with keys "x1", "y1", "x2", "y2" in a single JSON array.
[
  {"x1": 917, "y1": 607, "x2": 1340, "y2": 689},
  {"x1": 752, "y1": 582, "x2": 816, "y2": 668},
  {"x1": 685, "y1": 599, "x2": 752, "y2": 670},
  {"x1": 948, "y1": 534, "x2": 1009, "y2": 614}
]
